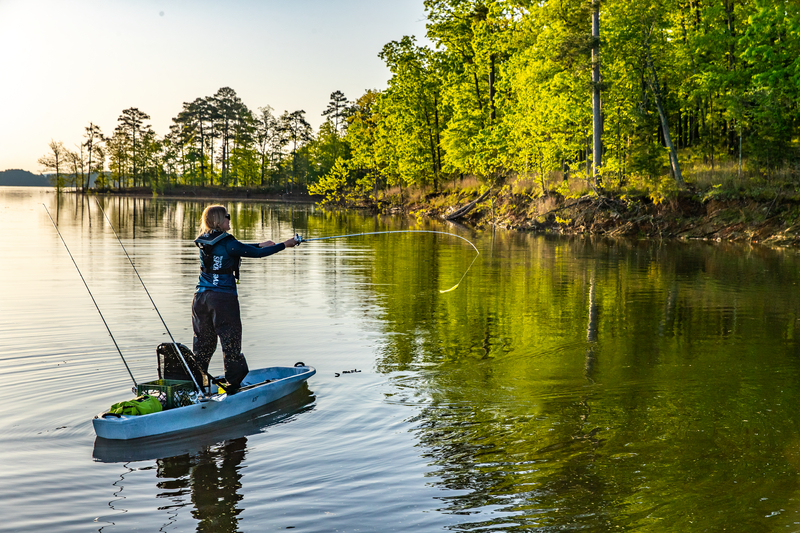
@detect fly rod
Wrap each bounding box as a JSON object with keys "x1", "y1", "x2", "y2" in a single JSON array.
[
  {"x1": 43, "y1": 204, "x2": 138, "y2": 388},
  {"x1": 298, "y1": 230, "x2": 479, "y2": 293},
  {"x1": 94, "y1": 199, "x2": 207, "y2": 398}
]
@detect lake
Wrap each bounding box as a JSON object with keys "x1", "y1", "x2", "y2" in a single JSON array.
[{"x1": 3, "y1": 187, "x2": 800, "y2": 532}]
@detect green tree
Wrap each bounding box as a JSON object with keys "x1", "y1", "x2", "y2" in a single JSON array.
[
  {"x1": 107, "y1": 125, "x2": 129, "y2": 188},
  {"x1": 254, "y1": 106, "x2": 286, "y2": 187},
  {"x1": 320, "y1": 90, "x2": 352, "y2": 163},
  {"x1": 174, "y1": 98, "x2": 215, "y2": 186},
  {"x1": 279, "y1": 110, "x2": 313, "y2": 193},
  {"x1": 212, "y1": 87, "x2": 252, "y2": 186},
  {"x1": 117, "y1": 107, "x2": 152, "y2": 187},
  {"x1": 65, "y1": 143, "x2": 88, "y2": 190},
  {"x1": 378, "y1": 35, "x2": 447, "y2": 190},
  {"x1": 322, "y1": 90, "x2": 351, "y2": 135},
  {"x1": 346, "y1": 90, "x2": 382, "y2": 184},
  {"x1": 738, "y1": 0, "x2": 800, "y2": 174},
  {"x1": 38, "y1": 140, "x2": 69, "y2": 192},
  {"x1": 82, "y1": 123, "x2": 104, "y2": 191},
  {"x1": 426, "y1": 1, "x2": 512, "y2": 183}
]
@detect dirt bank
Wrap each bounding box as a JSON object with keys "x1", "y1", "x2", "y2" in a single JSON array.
[{"x1": 402, "y1": 189, "x2": 800, "y2": 247}]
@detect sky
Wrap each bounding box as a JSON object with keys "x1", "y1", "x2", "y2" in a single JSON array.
[{"x1": 0, "y1": 0, "x2": 430, "y2": 173}]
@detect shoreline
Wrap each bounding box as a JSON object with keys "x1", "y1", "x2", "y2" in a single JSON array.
[
  {"x1": 49, "y1": 185, "x2": 800, "y2": 248},
  {"x1": 402, "y1": 189, "x2": 800, "y2": 248}
]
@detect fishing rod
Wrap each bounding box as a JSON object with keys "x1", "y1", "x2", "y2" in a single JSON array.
[
  {"x1": 297, "y1": 230, "x2": 480, "y2": 293},
  {"x1": 43, "y1": 204, "x2": 138, "y2": 388},
  {"x1": 94, "y1": 199, "x2": 208, "y2": 398}
]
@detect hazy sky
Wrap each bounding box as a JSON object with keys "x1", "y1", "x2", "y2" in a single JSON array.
[{"x1": 0, "y1": 0, "x2": 429, "y2": 173}]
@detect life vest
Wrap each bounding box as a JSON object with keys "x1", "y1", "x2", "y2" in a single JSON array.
[{"x1": 194, "y1": 230, "x2": 241, "y2": 282}]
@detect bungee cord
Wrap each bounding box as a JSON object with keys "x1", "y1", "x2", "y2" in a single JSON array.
[{"x1": 299, "y1": 230, "x2": 479, "y2": 293}]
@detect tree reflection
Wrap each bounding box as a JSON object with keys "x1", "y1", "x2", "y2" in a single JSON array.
[
  {"x1": 66, "y1": 193, "x2": 800, "y2": 531},
  {"x1": 368, "y1": 233, "x2": 800, "y2": 531}
]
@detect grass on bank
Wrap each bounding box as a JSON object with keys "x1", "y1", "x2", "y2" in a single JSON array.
[{"x1": 377, "y1": 154, "x2": 800, "y2": 212}]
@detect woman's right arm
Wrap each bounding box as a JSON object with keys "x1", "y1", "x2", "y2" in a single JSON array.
[
  {"x1": 229, "y1": 237, "x2": 295, "y2": 258},
  {"x1": 258, "y1": 237, "x2": 296, "y2": 248}
]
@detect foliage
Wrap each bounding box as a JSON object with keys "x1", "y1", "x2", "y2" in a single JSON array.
[
  {"x1": 308, "y1": 157, "x2": 351, "y2": 205},
  {"x1": 41, "y1": 0, "x2": 800, "y2": 199}
]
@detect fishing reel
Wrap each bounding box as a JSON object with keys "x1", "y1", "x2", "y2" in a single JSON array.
[{"x1": 294, "y1": 234, "x2": 304, "y2": 246}]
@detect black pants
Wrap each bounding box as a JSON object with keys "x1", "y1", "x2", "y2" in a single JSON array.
[{"x1": 192, "y1": 291, "x2": 249, "y2": 387}]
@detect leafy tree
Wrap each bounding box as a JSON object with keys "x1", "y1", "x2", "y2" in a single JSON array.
[
  {"x1": 309, "y1": 119, "x2": 346, "y2": 182},
  {"x1": 279, "y1": 110, "x2": 313, "y2": 192},
  {"x1": 107, "y1": 125, "x2": 130, "y2": 189},
  {"x1": 321, "y1": 90, "x2": 352, "y2": 162},
  {"x1": 162, "y1": 126, "x2": 182, "y2": 187},
  {"x1": 65, "y1": 143, "x2": 88, "y2": 190},
  {"x1": 254, "y1": 106, "x2": 286, "y2": 187},
  {"x1": 212, "y1": 87, "x2": 252, "y2": 186},
  {"x1": 82, "y1": 123, "x2": 104, "y2": 191},
  {"x1": 174, "y1": 97, "x2": 215, "y2": 186},
  {"x1": 117, "y1": 107, "x2": 152, "y2": 187},
  {"x1": 308, "y1": 157, "x2": 351, "y2": 205},
  {"x1": 38, "y1": 140, "x2": 69, "y2": 192},
  {"x1": 322, "y1": 90, "x2": 351, "y2": 135},
  {"x1": 737, "y1": 0, "x2": 800, "y2": 174},
  {"x1": 378, "y1": 35, "x2": 448, "y2": 190},
  {"x1": 345, "y1": 90, "x2": 383, "y2": 186}
]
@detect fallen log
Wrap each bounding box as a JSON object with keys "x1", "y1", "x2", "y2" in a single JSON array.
[{"x1": 444, "y1": 188, "x2": 492, "y2": 221}]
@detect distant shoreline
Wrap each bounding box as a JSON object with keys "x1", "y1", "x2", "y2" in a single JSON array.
[{"x1": 0, "y1": 169, "x2": 50, "y2": 187}]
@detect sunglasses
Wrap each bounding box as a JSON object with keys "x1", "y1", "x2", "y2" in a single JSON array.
[{"x1": 224, "y1": 213, "x2": 231, "y2": 219}]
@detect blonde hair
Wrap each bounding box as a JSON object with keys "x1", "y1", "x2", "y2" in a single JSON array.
[{"x1": 198, "y1": 205, "x2": 228, "y2": 237}]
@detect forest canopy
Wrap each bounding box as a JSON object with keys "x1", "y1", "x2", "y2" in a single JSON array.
[{"x1": 41, "y1": 0, "x2": 800, "y2": 203}]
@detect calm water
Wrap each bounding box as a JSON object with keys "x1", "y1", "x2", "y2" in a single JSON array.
[{"x1": 3, "y1": 187, "x2": 800, "y2": 532}]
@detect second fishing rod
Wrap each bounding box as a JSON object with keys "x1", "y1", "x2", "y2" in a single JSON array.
[{"x1": 95, "y1": 199, "x2": 217, "y2": 398}]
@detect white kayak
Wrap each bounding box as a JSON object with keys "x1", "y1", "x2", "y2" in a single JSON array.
[{"x1": 93, "y1": 365, "x2": 316, "y2": 440}]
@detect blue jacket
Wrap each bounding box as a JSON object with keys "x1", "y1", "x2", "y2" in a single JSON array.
[{"x1": 194, "y1": 231, "x2": 285, "y2": 294}]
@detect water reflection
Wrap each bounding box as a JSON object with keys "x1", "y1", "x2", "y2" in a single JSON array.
[
  {"x1": 156, "y1": 437, "x2": 247, "y2": 533},
  {"x1": 368, "y1": 233, "x2": 800, "y2": 530},
  {"x1": 14, "y1": 189, "x2": 800, "y2": 532},
  {"x1": 94, "y1": 387, "x2": 315, "y2": 533}
]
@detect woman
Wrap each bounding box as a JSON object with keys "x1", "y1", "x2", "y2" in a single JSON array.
[{"x1": 192, "y1": 204, "x2": 297, "y2": 394}]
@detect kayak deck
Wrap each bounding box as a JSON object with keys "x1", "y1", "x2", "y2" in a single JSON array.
[{"x1": 93, "y1": 365, "x2": 315, "y2": 440}]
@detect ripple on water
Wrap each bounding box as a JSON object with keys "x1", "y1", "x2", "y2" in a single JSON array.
[{"x1": 8, "y1": 191, "x2": 800, "y2": 532}]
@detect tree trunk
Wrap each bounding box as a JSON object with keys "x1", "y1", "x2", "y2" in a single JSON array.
[
  {"x1": 85, "y1": 123, "x2": 93, "y2": 192},
  {"x1": 646, "y1": 46, "x2": 685, "y2": 187},
  {"x1": 489, "y1": 54, "x2": 496, "y2": 121},
  {"x1": 473, "y1": 72, "x2": 483, "y2": 111},
  {"x1": 591, "y1": 0, "x2": 602, "y2": 180},
  {"x1": 132, "y1": 131, "x2": 137, "y2": 188},
  {"x1": 433, "y1": 92, "x2": 442, "y2": 190}
]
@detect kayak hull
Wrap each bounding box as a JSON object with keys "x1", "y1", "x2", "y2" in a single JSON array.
[{"x1": 92, "y1": 365, "x2": 315, "y2": 440}]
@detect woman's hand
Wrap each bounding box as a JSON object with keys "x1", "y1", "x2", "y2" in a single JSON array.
[
  {"x1": 258, "y1": 240, "x2": 276, "y2": 248},
  {"x1": 283, "y1": 237, "x2": 297, "y2": 248}
]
